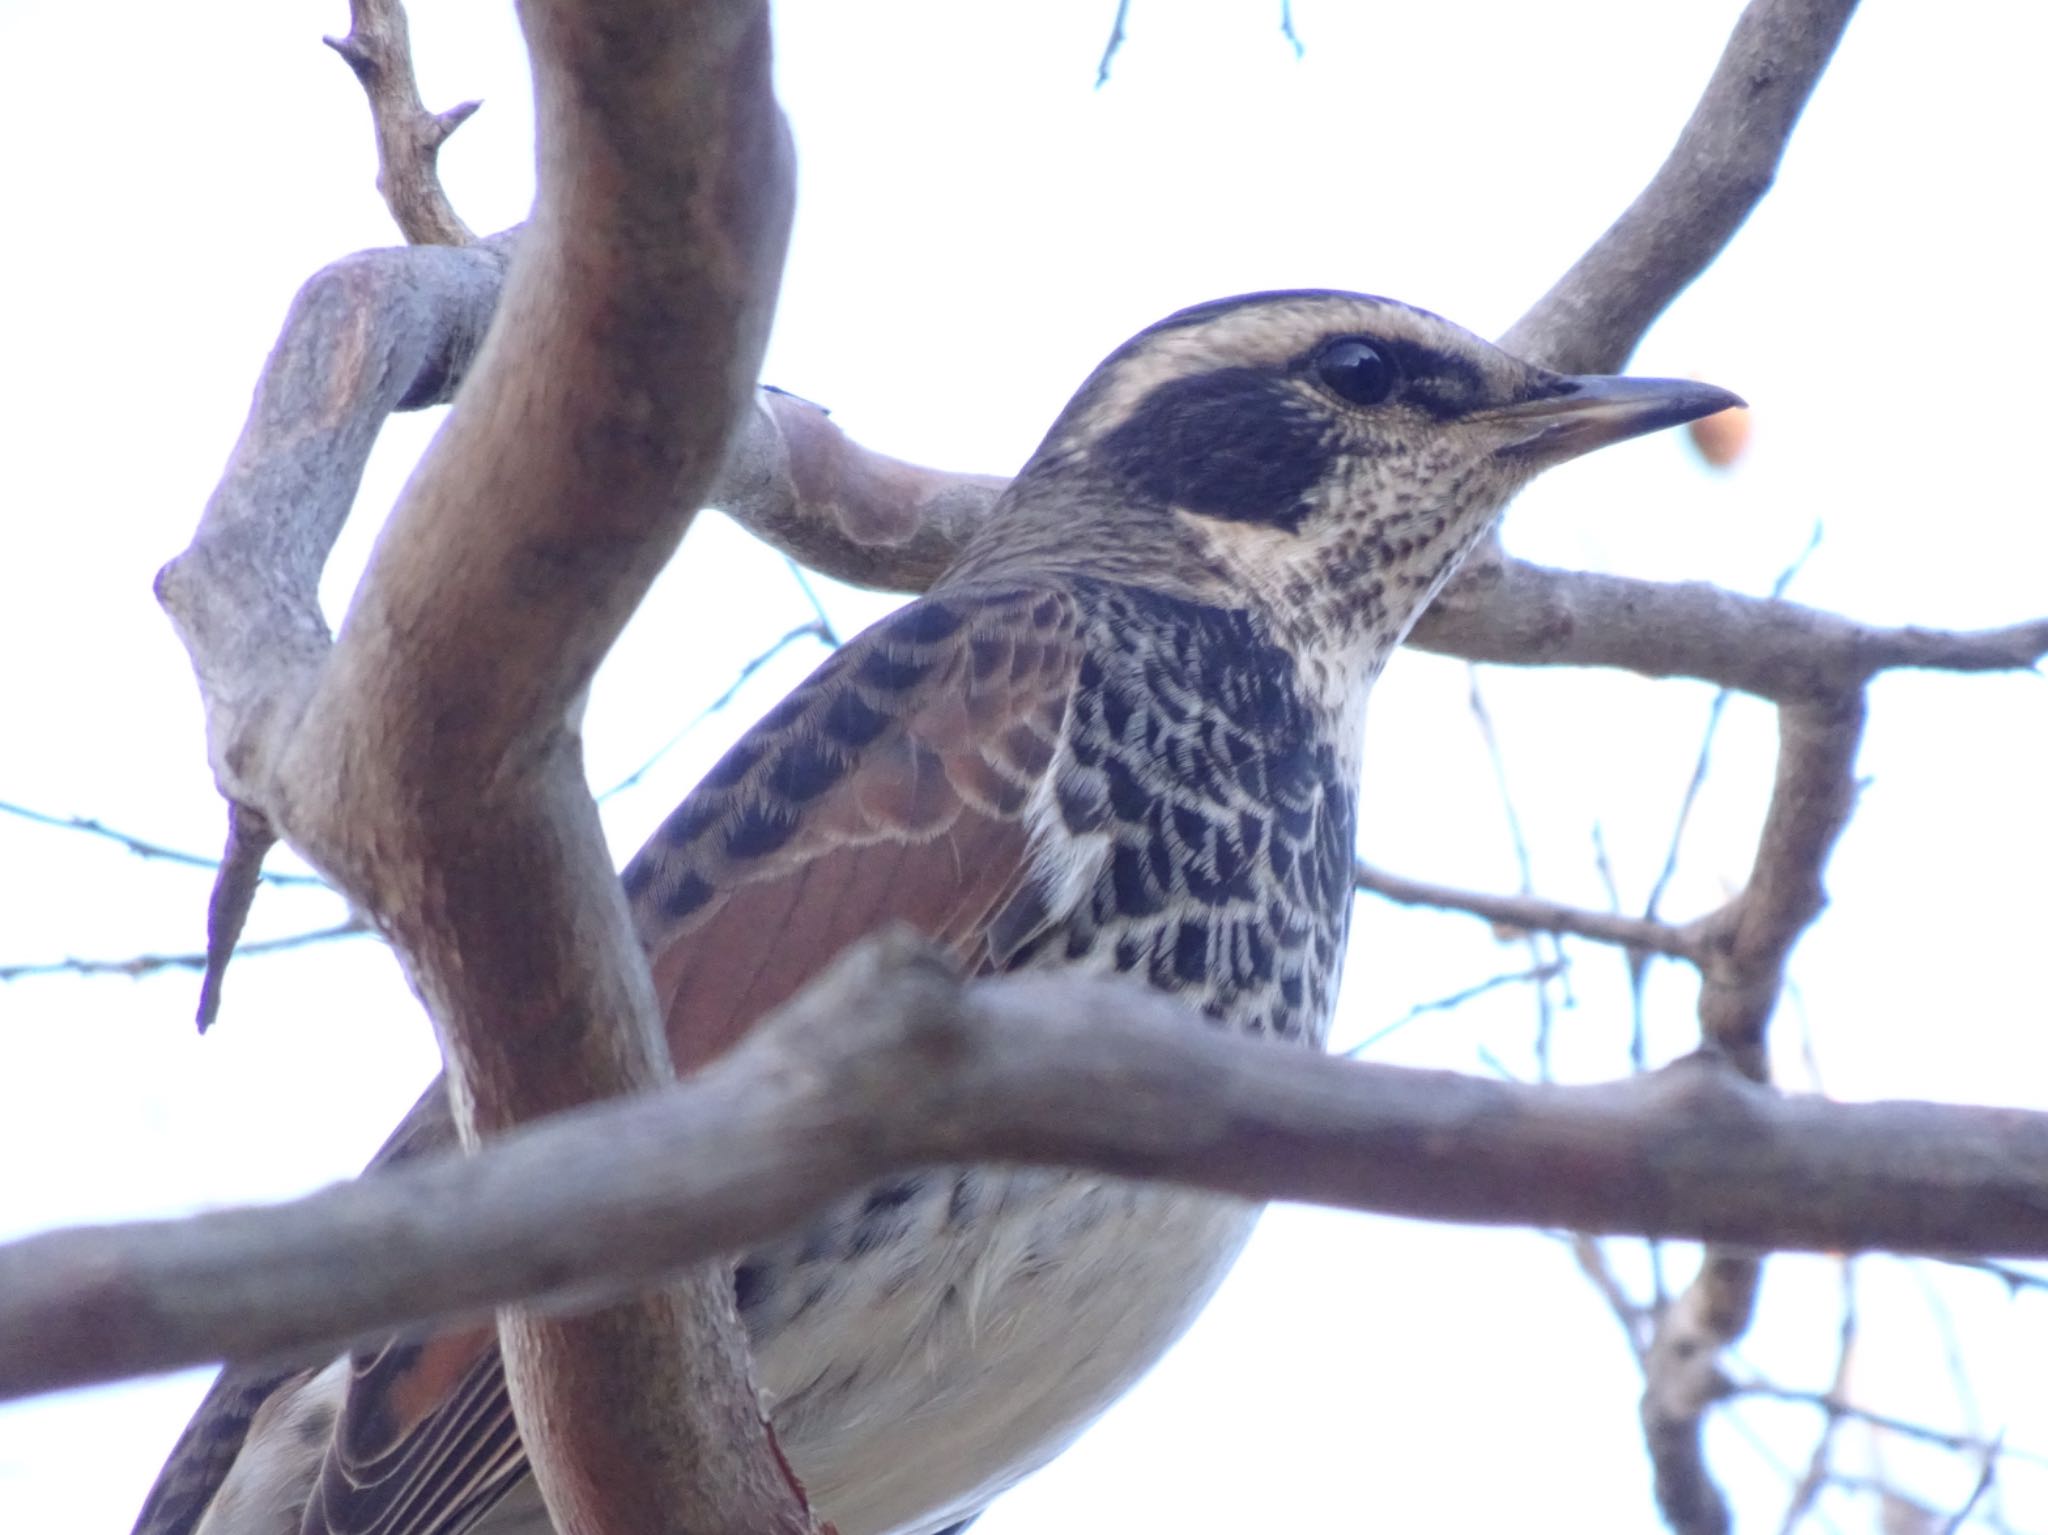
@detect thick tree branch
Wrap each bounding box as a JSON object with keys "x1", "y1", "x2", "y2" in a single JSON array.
[
  {"x1": 717, "y1": 389, "x2": 1009, "y2": 590},
  {"x1": 7, "y1": 934, "x2": 2048, "y2": 1406},
  {"x1": 156, "y1": 0, "x2": 805, "y2": 1530}
]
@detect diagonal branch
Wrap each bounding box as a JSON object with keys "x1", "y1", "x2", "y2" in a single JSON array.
[{"x1": 1499, "y1": 0, "x2": 1860, "y2": 375}]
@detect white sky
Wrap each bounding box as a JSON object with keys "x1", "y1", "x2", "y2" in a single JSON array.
[{"x1": 3, "y1": 2, "x2": 2046, "y2": 1530}]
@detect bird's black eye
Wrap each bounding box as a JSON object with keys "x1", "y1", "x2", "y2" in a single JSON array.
[{"x1": 1313, "y1": 337, "x2": 1396, "y2": 407}]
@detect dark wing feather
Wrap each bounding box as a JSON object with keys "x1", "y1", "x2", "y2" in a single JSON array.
[
  {"x1": 130, "y1": 1085, "x2": 474, "y2": 1535},
  {"x1": 636, "y1": 586, "x2": 1076, "y2": 1068},
  {"x1": 131, "y1": 1365, "x2": 319, "y2": 1535},
  {"x1": 136, "y1": 584, "x2": 1084, "y2": 1535}
]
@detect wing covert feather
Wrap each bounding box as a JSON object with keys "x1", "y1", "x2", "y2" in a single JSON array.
[{"x1": 626, "y1": 584, "x2": 1081, "y2": 1071}]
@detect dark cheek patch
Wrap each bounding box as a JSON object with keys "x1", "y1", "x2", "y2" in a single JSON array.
[{"x1": 1096, "y1": 368, "x2": 1335, "y2": 531}]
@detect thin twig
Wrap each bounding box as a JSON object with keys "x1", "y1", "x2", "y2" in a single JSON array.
[
  {"x1": 1649, "y1": 524, "x2": 1823, "y2": 924},
  {"x1": 0, "y1": 920, "x2": 371, "y2": 984},
  {"x1": 1941, "y1": 1452, "x2": 2000, "y2": 1535},
  {"x1": 1563, "y1": 1233, "x2": 1652, "y2": 1364},
  {"x1": 1935, "y1": 1257, "x2": 2048, "y2": 1295},
  {"x1": 1646, "y1": 685, "x2": 1734, "y2": 925},
  {"x1": 1354, "y1": 860, "x2": 1704, "y2": 960},
  {"x1": 1741, "y1": 1386, "x2": 2035, "y2": 1467},
  {"x1": 1094, "y1": 0, "x2": 1132, "y2": 87},
  {"x1": 1724, "y1": 1409, "x2": 1830, "y2": 1531},
  {"x1": 1910, "y1": 1261, "x2": 1988, "y2": 1444},
  {"x1": 196, "y1": 804, "x2": 279, "y2": 1031},
  {"x1": 1773, "y1": 1260, "x2": 1857, "y2": 1535},
  {"x1": 1278, "y1": 0, "x2": 1305, "y2": 59},
  {"x1": 1346, "y1": 960, "x2": 1565, "y2": 1055},
  {"x1": 1464, "y1": 666, "x2": 1563, "y2": 1073},
  {"x1": 781, "y1": 556, "x2": 843, "y2": 647},
  {"x1": 596, "y1": 620, "x2": 833, "y2": 802},
  {"x1": 0, "y1": 800, "x2": 325, "y2": 887}
]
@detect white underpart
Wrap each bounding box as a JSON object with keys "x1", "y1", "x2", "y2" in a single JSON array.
[
  {"x1": 1018, "y1": 745, "x2": 1111, "y2": 958},
  {"x1": 769, "y1": 1177, "x2": 1260, "y2": 1535},
  {"x1": 448, "y1": 1179, "x2": 1259, "y2": 1535}
]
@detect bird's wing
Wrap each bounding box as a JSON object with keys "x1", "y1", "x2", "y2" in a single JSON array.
[
  {"x1": 129, "y1": 1082, "x2": 476, "y2": 1535},
  {"x1": 135, "y1": 583, "x2": 1090, "y2": 1535},
  {"x1": 629, "y1": 582, "x2": 1085, "y2": 1070}
]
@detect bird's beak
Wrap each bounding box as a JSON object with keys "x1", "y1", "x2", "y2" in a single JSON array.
[{"x1": 1481, "y1": 374, "x2": 1745, "y2": 464}]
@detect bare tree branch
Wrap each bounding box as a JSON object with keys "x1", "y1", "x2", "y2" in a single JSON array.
[
  {"x1": 1942, "y1": 1453, "x2": 2002, "y2": 1535},
  {"x1": 0, "y1": 799, "x2": 324, "y2": 887},
  {"x1": 595, "y1": 614, "x2": 835, "y2": 803},
  {"x1": 1644, "y1": 1250, "x2": 1759, "y2": 1535},
  {"x1": 1094, "y1": 0, "x2": 1132, "y2": 88},
  {"x1": 325, "y1": 0, "x2": 481, "y2": 246},
  {"x1": 1637, "y1": 693, "x2": 1867, "y2": 1533},
  {"x1": 7, "y1": 933, "x2": 2048, "y2": 1407},
  {"x1": 1462, "y1": 666, "x2": 1569, "y2": 1071},
  {"x1": 1355, "y1": 860, "x2": 1706, "y2": 960},
  {"x1": 155, "y1": 0, "x2": 807, "y2": 1528},
  {"x1": 1567, "y1": 1234, "x2": 1654, "y2": 1364},
  {"x1": 1747, "y1": 1386, "x2": 2028, "y2": 1468},
  {"x1": 195, "y1": 802, "x2": 281, "y2": 1029},
  {"x1": 0, "y1": 920, "x2": 369, "y2": 985},
  {"x1": 1413, "y1": 561, "x2": 2048, "y2": 704},
  {"x1": 1499, "y1": 0, "x2": 1860, "y2": 374},
  {"x1": 1705, "y1": 692, "x2": 1865, "y2": 1069},
  {"x1": 714, "y1": 388, "x2": 1009, "y2": 590},
  {"x1": 1348, "y1": 960, "x2": 1566, "y2": 1055},
  {"x1": 1278, "y1": 1, "x2": 1305, "y2": 60},
  {"x1": 1937, "y1": 1258, "x2": 2048, "y2": 1296}
]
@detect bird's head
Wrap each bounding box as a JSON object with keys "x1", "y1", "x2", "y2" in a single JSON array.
[{"x1": 960, "y1": 289, "x2": 1739, "y2": 695}]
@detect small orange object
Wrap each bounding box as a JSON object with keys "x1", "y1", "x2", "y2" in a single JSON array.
[{"x1": 1688, "y1": 402, "x2": 1752, "y2": 468}]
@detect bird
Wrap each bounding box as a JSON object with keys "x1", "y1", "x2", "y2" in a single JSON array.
[{"x1": 135, "y1": 289, "x2": 1738, "y2": 1535}]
